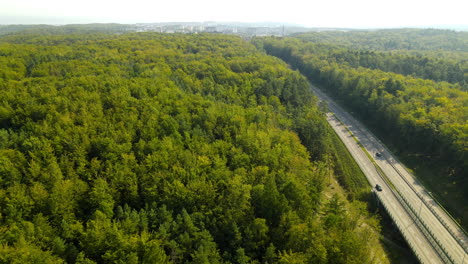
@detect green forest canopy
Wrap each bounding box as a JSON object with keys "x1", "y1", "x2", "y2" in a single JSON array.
[
  {"x1": 294, "y1": 28, "x2": 468, "y2": 52},
  {"x1": 254, "y1": 35, "x2": 468, "y2": 226},
  {"x1": 0, "y1": 33, "x2": 387, "y2": 263},
  {"x1": 295, "y1": 29, "x2": 468, "y2": 89}
]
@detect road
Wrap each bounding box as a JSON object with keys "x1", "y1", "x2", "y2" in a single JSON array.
[{"x1": 310, "y1": 84, "x2": 468, "y2": 264}]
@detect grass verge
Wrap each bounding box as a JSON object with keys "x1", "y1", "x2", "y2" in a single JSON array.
[
  {"x1": 323, "y1": 84, "x2": 468, "y2": 231},
  {"x1": 327, "y1": 113, "x2": 419, "y2": 264}
]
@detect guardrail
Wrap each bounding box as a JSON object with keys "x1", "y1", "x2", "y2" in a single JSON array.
[
  {"x1": 327, "y1": 112, "x2": 454, "y2": 263},
  {"x1": 392, "y1": 185, "x2": 455, "y2": 263},
  {"x1": 337, "y1": 94, "x2": 468, "y2": 248},
  {"x1": 373, "y1": 160, "x2": 455, "y2": 263},
  {"x1": 378, "y1": 193, "x2": 425, "y2": 263},
  {"x1": 313, "y1": 84, "x2": 468, "y2": 249},
  {"x1": 384, "y1": 157, "x2": 468, "y2": 254}
]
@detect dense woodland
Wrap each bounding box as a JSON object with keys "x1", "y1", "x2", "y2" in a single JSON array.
[
  {"x1": 254, "y1": 31, "x2": 468, "y2": 225},
  {"x1": 291, "y1": 30, "x2": 468, "y2": 89},
  {"x1": 0, "y1": 24, "x2": 137, "y2": 36},
  {"x1": 0, "y1": 33, "x2": 387, "y2": 263},
  {"x1": 294, "y1": 29, "x2": 468, "y2": 52}
]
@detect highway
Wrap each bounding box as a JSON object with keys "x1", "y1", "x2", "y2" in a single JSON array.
[{"x1": 310, "y1": 84, "x2": 468, "y2": 264}]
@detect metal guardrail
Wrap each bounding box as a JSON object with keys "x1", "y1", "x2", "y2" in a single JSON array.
[
  {"x1": 329, "y1": 112, "x2": 454, "y2": 263},
  {"x1": 373, "y1": 162, "x2": 455, "y2": 264},
  {"x1": 394, "y1": 186, "x2": 455, "y2": 264},
  {"x1": 336, "y1": 92, "x2": 468, "y2": 247},
  {"x1": 313, "y1": 84, "x2": 468, "y2": 249},
  {"x1": 327, "y1": 94, "x2": 467, "y2": 259},
  {"x1": 320, "y1": 90, "x2": 464, "y2": 263},
  {"x1": 329, "y1": 112, "x2": 447, "y2": 263},
  {"x1": 385, "y1": 157, "x2": 468, "y2": 254},
  {"x1": 378, "y1": 194, "x2": 425, "y2": 263}
]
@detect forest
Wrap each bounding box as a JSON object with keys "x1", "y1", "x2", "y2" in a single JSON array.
[
  {"x1": 294, "y1": 28, "x2": 468, "y2": 52},
  {"x1": 253, "y1": 30, "x2": 468, "y2": 227},
  {"x1": 0, "y1": 33, "x2": 388, "y2": 263},
  {"x1": 294, "y1": 29, "x2": 468, "y2": 90},
  {"x1": 0, "y1": 24, "x2": 138, "y2": 36}
]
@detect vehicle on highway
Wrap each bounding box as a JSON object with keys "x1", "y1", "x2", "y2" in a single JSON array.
[
  {"x1": 375, "y1": 152, "x2": 382, "y2": 158},
  {"x1": 375, "y1": 184, "x2": 383, "y2": 191}
]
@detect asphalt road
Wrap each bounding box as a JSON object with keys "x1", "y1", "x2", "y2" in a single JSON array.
[{"x1": 310, "y1": 84, "x2": 468, "y2": 264}]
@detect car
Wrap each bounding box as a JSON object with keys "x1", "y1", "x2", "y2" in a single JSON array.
[
  {"x1": 375, "y1": 152, "x2": 382, "y2": 158},
  {"x1": 375, "y1": 184, "x2": 383, "y2": 191}
]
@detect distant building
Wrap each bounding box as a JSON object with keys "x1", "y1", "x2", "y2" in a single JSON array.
[
  {"x1": 246, "y1": 27, "x2": 257, "y2": 36},
  {"x1": 131, "y1": 22, "x2": 312, "y2": 36},
  {"x1": 205, "y1": 26, "x2": 217, "y2": 33},
  {"x1": 195, "y1": 25, "x2": 205, "y2": 32}
]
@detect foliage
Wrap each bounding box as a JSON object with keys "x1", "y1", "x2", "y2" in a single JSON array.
[
  {"x1": 0, "y1": 24, "x2": 137, "y2": 36},
  {"x1": 255, "y1": 36, "x2": 468, "y2": 225},
  {"x1": 294, "y1": 28, "x2": 468, "y2": 52},
  {"x1": 0, "y1": 33, "x2": 386, "y2": 263},
  {"x1": 258, "y1": 34, "x2": 468, "y2": 89}
]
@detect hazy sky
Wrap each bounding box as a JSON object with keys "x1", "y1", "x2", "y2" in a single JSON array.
[{"x1": 1, "y1": 0, "x2": 467, "y2": 28}]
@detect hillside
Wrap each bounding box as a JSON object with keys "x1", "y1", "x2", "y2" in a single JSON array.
[{"x1": 0, "y1": 33, "x2": 389, "y2": 263}]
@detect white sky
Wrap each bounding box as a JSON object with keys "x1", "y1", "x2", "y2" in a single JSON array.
[{"x1": 0, "y1": 0, "x2": 467, "y2": 28}]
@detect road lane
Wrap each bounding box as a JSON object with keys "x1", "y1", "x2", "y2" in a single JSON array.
[
  {"x1": 311, "y1": 84, "x2": 468, "y2": 263},
  {"x1": 326, "y1": 113, "x2": 443, "y2": 263}
]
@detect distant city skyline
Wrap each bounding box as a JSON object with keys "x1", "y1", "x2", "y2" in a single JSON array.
[{"x1": 1, "y1": 0, "x2": 467, "y2": 29}]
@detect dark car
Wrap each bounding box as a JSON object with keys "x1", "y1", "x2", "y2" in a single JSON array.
[
  {"x1": 375, "y1": 152, "x2": 382, "y2": 158},
  {"x1": 375, "y1": 184, "x2": 383, "y2": 191}
]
